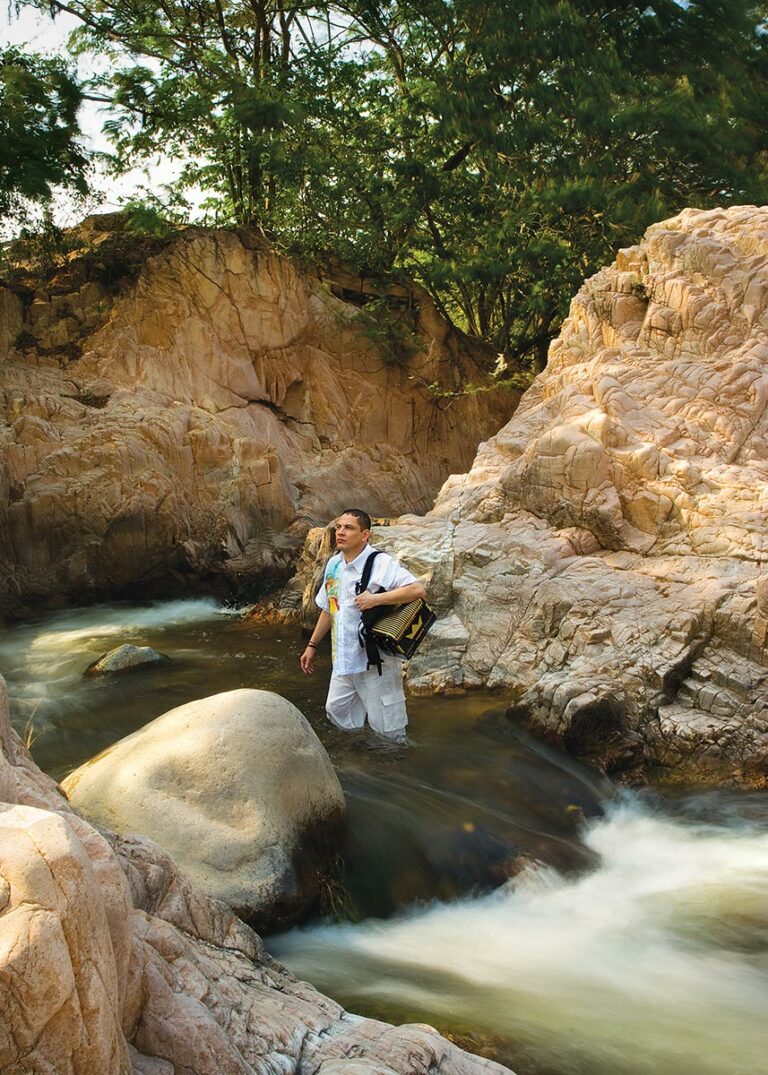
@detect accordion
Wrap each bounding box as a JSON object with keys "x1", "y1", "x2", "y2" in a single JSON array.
[{"x1": 361, "y1": 598, "x2": 436, "y2": 663}]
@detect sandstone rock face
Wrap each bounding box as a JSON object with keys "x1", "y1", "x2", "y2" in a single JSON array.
[
  {"x1": 62, "y1": 688, "x2": 346, "y2": 931},
  {"x1": 86, "y1": 643, "x2": 169, "y2": 675},
  {"x1": 0, "y1": 218, "x2": 516, "y2": 614},
  {"x1": 0, "y1": 674, "x2": 510, "y2": 1074},
  {"x1": 0, "y1": 803, "x2": 132, "y2": 1074},
  {"x1": 299, "y1": 208, "x2": 768, "y2": 783}
]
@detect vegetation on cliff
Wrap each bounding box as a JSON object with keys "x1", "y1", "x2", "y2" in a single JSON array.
[{"x1": 7, "y1": 0, "x2": 768, "y2": 370}]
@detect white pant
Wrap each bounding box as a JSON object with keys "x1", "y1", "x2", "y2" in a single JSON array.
[{"x1": 326, "y1": 658, "x2": 408, "y2": 736}]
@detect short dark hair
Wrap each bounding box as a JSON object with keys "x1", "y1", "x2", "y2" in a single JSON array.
[{"x1": 338, "y1": 508, "x2": 372, "y2": 530}]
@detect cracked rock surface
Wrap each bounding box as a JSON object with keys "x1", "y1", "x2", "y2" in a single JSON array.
[
  {"x1": 305, "y1": 208, "x2": 768, "y2": 784},
  {"x1": 0, "y1": 675, "x2": 511, "y2": 1075},
  {"x1": 0, "y1": 218, "x2": 515, "y2": 613}
]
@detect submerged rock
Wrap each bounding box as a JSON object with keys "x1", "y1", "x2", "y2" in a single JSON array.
[
  {"x1": 296, "y1": 207, "x2": 768, "y2": 785},
  {"x1": 85, "y1": 643, "x2": 169, "y2": 675},
  {"x1": 0, "y1": 675, "x2": 508, "y2": 1073},
  {"x1": 62, "y1": 688, "x2": 346, "y2": 931}
]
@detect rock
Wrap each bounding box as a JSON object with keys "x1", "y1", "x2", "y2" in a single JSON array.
[
  {"x1": 295, "y1": 207, "x2": 768, "y2": 784},
  {"x1": 0, "y1": 803, "x2": 132, "y2": 1074},
  {"x1": 0, "y1": 286, "x2": 23, "y2": 357},
  {"x1": 0, "y1": 223, "x2": 517, "y2": 614},
  {"x1": 0, "y1": 674, "x2": 510, "y2": 1074},
  {"x1": 85, "y1": 643, "x2": 169, "y2": 675},
  {"x1": 62, "y1": 688, "x2": 347, "y2": 931},
  {"x1": 128, "y1": 1045, "x2": 175, "y2": 1075},
  {"x1": 316, "y1": 1063, "x2": 401, "y2": 1075}
]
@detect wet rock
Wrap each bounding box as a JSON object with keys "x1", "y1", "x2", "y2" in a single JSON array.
[
  {"x1": 0, "y1": 674, "x2": 508, "y2": 1074},
  {"x1": 85, "y1": 643, "x2": 169, "y2": 675},
  {"x1": 0, "y1": 224, "x2": 516, "y2": 614},
  {"x1": 295, "y1": 207, "x2": 768, "y2": 784},
  {"x1": 62, "y1": 688, "x2": 347, "y2": 931}
]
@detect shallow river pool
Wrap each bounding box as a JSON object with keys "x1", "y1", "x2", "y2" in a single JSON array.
[{"x1": 1, "y1": 598, "x2": 767, "y2": 1075}]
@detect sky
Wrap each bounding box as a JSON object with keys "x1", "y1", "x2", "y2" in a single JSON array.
[{"x1": 2, "y1": 6, "x2": 203, "y2": 235}]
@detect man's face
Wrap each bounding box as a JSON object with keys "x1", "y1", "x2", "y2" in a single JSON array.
[{"x1": 335, "y1": 513, "x2": 370, "y2": 559}]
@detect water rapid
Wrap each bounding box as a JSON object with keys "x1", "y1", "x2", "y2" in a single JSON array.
[
  {"x1": 272, "y1": 799, "x2": 768, "y2": 1075},
  {"x1": 0, "y1": 598, "x2": 241, "y2": 776},
  {"x1": 1, "y1": 601, "x2": 767, "y2": 1074}
]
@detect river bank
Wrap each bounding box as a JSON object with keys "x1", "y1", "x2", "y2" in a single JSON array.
[{"x1": 2, "y1": 597, "x2": 766, "y2": 1075}]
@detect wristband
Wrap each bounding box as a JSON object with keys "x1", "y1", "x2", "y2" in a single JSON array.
[{"x1": 307, "y1": 641, "x2": 318, "y2": 649}]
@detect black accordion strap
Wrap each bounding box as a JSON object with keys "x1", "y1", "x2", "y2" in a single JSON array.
[
  {"x1": 355, "y1": 548, "x2": 381, "y2": 595},
  {"x1": 355, "y1": 549, "x2": 384, "y2": 675}
]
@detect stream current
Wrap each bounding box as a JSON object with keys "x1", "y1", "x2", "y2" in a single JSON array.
[{"x1": 1, "y1": 598, "x2": 766, "y2": 1075}]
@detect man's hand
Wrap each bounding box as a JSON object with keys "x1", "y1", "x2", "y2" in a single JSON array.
[
  {"x1": 300, "y1": 612, "x2": 331, "y2": 673},
  {"x1": 300, "y1": 647, "x2": 317, "y2": 674},
  {"x1": 355, "y1": 581, "x2": 426, "y2": 611},
  {"x1": 354, "y1": 589, "x2": 382, "y2": 612}
]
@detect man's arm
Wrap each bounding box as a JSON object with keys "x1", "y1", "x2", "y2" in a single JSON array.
[
  {"x1": 300, "y1": 610, "x2": 332, "y2": 674},
  {"x1": 354, "y1": 581, "x2": 426, "y2": 611}
]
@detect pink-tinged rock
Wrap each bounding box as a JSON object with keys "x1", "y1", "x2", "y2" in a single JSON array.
[
  {"x1": 0, "y1": 804, "x2": 132, "y2": 1074},
  {"x1": 294, "y1": 208, "x2": 768, "y2": 783},
  {"x1": 0, "y1": 224, "x2": 517, "y2": 612}
]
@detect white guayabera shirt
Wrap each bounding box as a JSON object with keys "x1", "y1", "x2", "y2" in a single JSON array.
[{"x1": 315, "y1": 544, "x2": 418, "y2": 675}]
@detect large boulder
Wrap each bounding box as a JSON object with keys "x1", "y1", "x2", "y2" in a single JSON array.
[
  {"x1": 0, "y1": 803, "x2": 132, "y2": 1074},
  {"x1": 295, "y1": 207, "x2": 768, "y2": 784},
  {"x1": 0, "y1": 675, "x2": 509, "y2": 1074},
  {"x1": 62, "y1": 688, "x2": 346, "y2": 931},
  {"x1": 0, "y1": 220, "x2": 517, "y2": 614}
]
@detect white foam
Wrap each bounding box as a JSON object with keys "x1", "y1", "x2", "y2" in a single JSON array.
[
  {"x1": 272, "y1": 800, "x2": 768, "y2": 1075},
  {"x1": 0, "y1": 598, "x2": 237, "y2": 686}
]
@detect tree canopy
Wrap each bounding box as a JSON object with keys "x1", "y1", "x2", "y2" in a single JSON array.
[
  {"x1": 0, "y1": 45, "x2": 88, "y2": 219},
  {"x1": 22, "y1": 0, "x2": 768, "y2": 367}
]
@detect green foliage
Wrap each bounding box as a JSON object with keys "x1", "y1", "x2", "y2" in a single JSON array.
[
  {"x1": 121, "y1": 199, "x2": 175, "y2": 238},
  {"x1": 417, "y1": 371, "x2": 535, "y2": 406},
  {"x1": 24, "y1": 0, "x2": 768, "y2": 368},
  {"x1": 0, "y1": 210, "x2": 81, "y2": 283},
  {"x1": 0, "y1": 46, "x2": 88, "y2": 219},
  {"x1": 358, "y1": 297, "x2": 421, "y2": 367}
]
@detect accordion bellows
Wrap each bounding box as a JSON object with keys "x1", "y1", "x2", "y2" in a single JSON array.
[{"x1": 363, "y1": 599, "x2": 437, "y2": 660}]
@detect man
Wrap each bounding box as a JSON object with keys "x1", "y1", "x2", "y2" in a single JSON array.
[{"x1": 299, "y1": 508, "x2": 427, "y2": 739}]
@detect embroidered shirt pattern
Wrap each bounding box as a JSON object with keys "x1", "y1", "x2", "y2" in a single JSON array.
[{"x1": 324, "y1": 559, "x2": 341, "y2": 661}]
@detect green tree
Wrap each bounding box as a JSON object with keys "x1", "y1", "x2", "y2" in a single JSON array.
[
  {"x1": 42, "y1": 0, "x2": 339, "y2": 226},
  {"x1": 0, "y1": 46, "x2": 88, "y2": 218},
  {"x1": 28, "y1": 0, "x2": 768, "y2": 369},
  {"x1": 318, "y1": 0, "x2": 768, "y2": 366}
]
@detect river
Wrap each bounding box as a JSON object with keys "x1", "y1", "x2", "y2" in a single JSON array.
[{"x1": 1, "y1": 598, "x2": 766, "y2": 1075}]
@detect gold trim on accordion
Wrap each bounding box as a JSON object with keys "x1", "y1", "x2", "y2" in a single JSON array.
[{"x1": 367, "y1": 599, "x2": 436, "y2": 659}]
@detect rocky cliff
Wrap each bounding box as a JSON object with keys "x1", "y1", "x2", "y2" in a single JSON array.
[
  {"x1": 0, "y1": 674, "x2": 510, "y2": 1075},
  {"x1": 0, "y1": 216, "x2": 516, "y2": 614},
  {"x1": 350, "y1": 207, "x2": 768, "y2": 784}
]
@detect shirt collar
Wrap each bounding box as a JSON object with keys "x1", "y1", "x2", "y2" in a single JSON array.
[{"x1": 343, "y1": 543, "x2": 377, "y2": 573}]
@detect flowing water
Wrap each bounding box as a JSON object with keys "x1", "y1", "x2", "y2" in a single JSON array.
[
  {"x1": 272, "y1": 800, "x2": 768, "y2": 1075},
  {"x1": 1, "y1": 598, "x2": 767, "y2": 1075}
]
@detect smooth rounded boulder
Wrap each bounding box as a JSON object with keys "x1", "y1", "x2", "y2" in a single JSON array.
[
  {"x1": 61, "y1": 689, "x2": 346, "y2": 931},
  {"x1": 85, "y1": 643, "x2": 169, "y2": 675}
]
